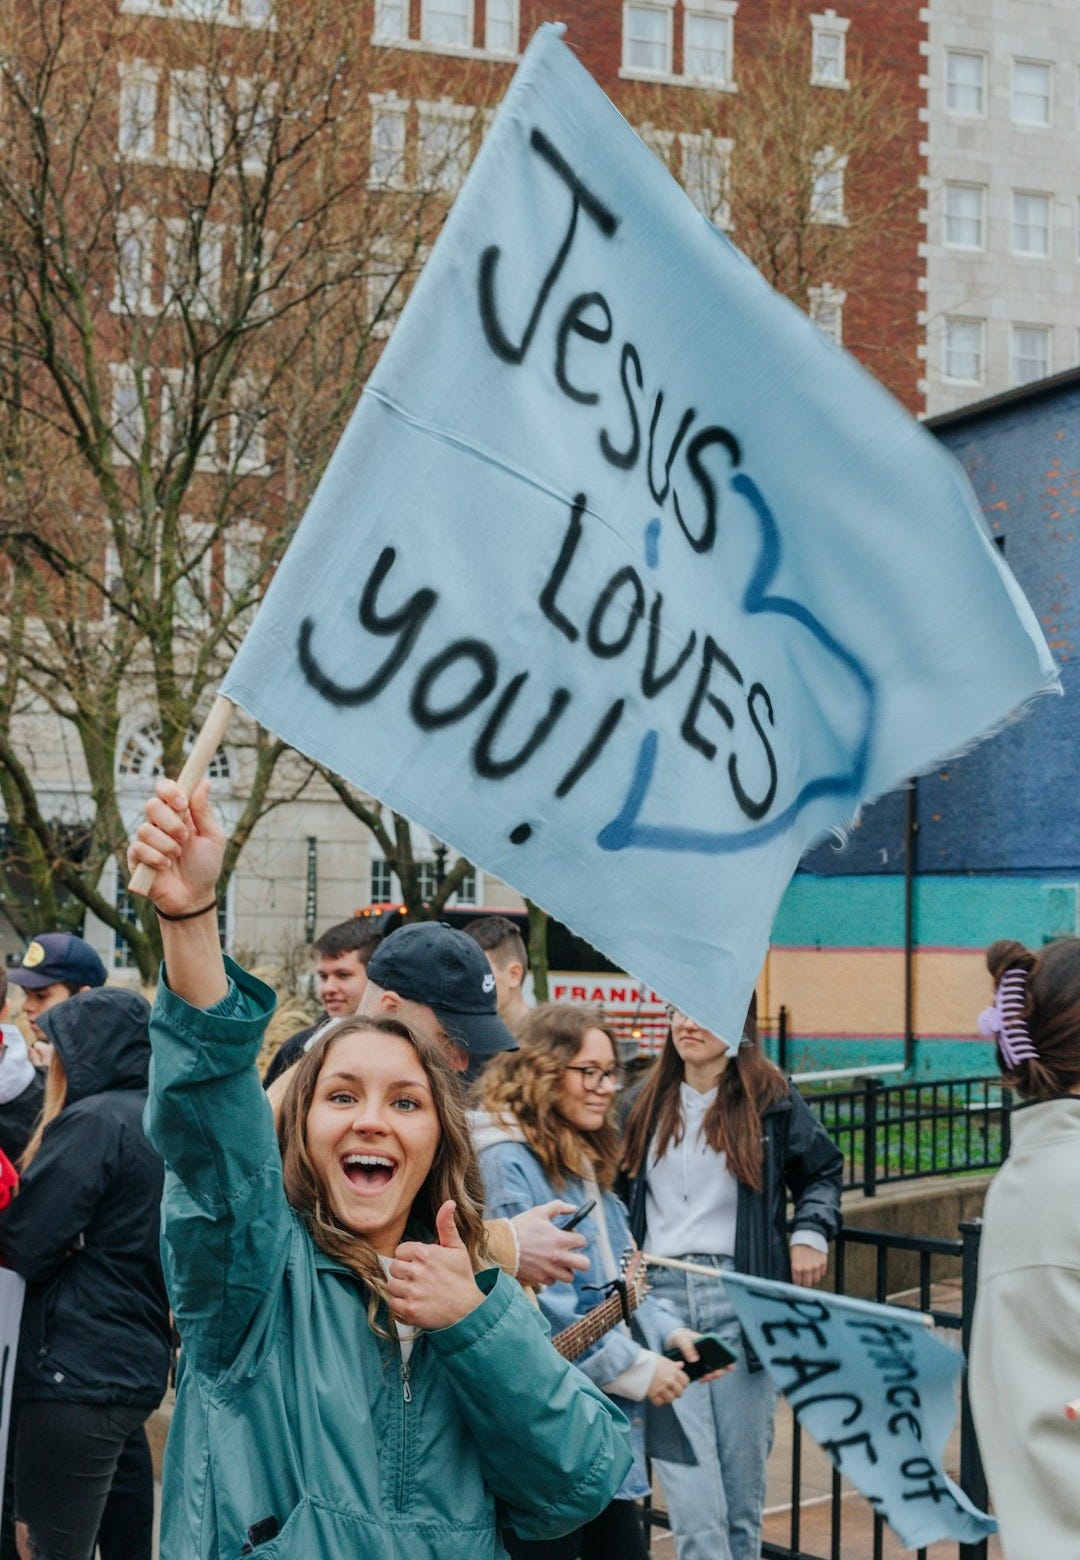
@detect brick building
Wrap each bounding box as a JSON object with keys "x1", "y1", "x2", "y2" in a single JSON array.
[{"x1": 1, "y1": 0, "x2": 926, "y2": 978}]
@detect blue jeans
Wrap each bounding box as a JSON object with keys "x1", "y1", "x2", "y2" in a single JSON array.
[{"x1": 649, "y1": 1256, "x2": 777, "y2": 1560}]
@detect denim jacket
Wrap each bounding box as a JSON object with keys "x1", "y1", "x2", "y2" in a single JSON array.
[{"x1": 477, "y1": 1123, "x2": 689, "y2": 1498}]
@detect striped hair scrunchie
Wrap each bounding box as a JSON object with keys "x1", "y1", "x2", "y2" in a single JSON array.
[{"x1": 977, "y1": 967, "x2": 1039, "y2": 1068}]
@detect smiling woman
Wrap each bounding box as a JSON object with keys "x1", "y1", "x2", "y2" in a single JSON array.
[
  {"x1": 126, "y1": 778, "x2": 632, "y2": 1560},
  {"x1": 279, "y1": 1019, "x2": 488, "y2": 1332}
]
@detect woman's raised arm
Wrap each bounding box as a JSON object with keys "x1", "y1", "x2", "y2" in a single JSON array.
[{"x1": 127, "y1": 777, "x2": 229, "y2": 1009}]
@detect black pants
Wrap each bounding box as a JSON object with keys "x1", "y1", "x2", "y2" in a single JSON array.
[
  {"x1": 14, "y1": 1401, "x2": 148, "y2": 1560},
  {"x1": 504, "y1": 1499, "x2": 649, "y2": 1560},
  {"x1": 96, "y1": 1426, "x2": 154, "y2": 1560}
]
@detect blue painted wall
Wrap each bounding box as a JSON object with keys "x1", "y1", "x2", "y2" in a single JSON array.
[{"x1": 772, "y1": 375, "x2": 1080, "y2": 1080}]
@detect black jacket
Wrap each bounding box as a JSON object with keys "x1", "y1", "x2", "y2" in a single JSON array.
[
  {"x1": 262, "y1": 1015, "x2": 326, "y2": 1088},
  {"x1": 619, "y1": 1085, "x2": 843, "y2": 1283},
  {"x1": 0, "y1": 988, "x2": 171, "y2": 1408}
]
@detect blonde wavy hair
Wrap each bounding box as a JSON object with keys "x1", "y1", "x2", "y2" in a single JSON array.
[
  {"x1": 20, "y1": 1053, "x2": 68, "y2": 1171},
  {"x1": 277, "y1": 1014, "x2": 490, "y2": 1337},
  {"x1": 477, "y1": 1004, "x2": 621, "y2": 1191}
]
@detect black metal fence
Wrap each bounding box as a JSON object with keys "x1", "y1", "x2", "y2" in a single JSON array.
[
  {"x1": 804, "y1": 1077, "x2": 1011, "y2": 1198},
  {"x1": 645, "y1": 1220, "x2": 990, "y2": 1560}
]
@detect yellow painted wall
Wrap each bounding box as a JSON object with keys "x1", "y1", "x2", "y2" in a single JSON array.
[{"x1": 761, "y1": 947, "x2": 993, "y2": 1039}]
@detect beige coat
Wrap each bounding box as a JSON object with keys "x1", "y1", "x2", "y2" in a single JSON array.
[{"x1": 970, "y1": 1096, "x2": 1080, "y2": 1560}]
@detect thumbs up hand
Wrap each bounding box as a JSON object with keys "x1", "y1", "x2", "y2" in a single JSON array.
[{"x1": 387, "y1": 1200, "x2": 484, "y2": 1331}]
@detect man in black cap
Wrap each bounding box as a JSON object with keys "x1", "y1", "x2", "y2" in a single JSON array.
[
  {"x1": 360, "y1": 921, "x2": 517, "y2": 1082},
  {"x1": 7, "y1": 933, "x2": 108, "y2": 1067}
]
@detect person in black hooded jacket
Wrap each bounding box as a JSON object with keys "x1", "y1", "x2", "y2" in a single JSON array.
[{"x1": 0, "y1": 986, "x2": 170, "y2": 1560}]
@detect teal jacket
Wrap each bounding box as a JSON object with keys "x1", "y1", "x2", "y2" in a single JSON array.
[{"x1": 147, "y1": 960, "x2": 632, "y2": 1560}]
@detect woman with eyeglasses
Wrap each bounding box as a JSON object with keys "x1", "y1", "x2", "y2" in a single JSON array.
[
  {"x1": 618, "y1": 996, "x2": 843, "y2": 1560},
  {"x1": 475, "y1": 1005, "x2": 718, "y2": 1560}
]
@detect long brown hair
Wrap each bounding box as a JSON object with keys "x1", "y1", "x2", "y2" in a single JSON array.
[
  {"x1": 477, "y1": 1005, "x2": 621, "y2": 1191},
  {"x1": 986, "y1": 938, "x2": 1080, "y2": 1102},
  {"x1": 278, "y1": 1015, "x2": 490, "y2": 1336},
  {"x1": 621, "y1": 996, "x2": 789, "y2": 1191},
  {"x1": 20, "y1": 1053, "x2": 68, "y2": 1171}
]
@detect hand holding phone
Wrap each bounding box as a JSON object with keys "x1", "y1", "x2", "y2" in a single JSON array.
[
  {"x1": 664, "y1": 1332, "x2": 737, "y2": 1381},
  {"x1": 556, "y1": 1198, "x2": 597, "y2": 1232}
]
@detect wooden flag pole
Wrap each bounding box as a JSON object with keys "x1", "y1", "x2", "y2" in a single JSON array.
[{"x1": 127, "y1": 694, "x2": 236, "y2": 898}]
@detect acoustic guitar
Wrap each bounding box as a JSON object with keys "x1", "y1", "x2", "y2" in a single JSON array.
[{"x1": 550, "y1": 1250, "x2": 648, "y2": 1364}]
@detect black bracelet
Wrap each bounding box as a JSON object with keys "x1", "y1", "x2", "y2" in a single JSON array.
[{"x1": 154, "y1": 898, "x2": 218, "y2": 923}]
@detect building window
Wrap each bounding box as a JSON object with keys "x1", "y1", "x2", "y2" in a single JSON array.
[
  {"x1": 110, "y1": 366, "x2": 145, "y2": 461},
  {"x1": 945, "y1": 50, "x2": 985, "y2": 117},
  {"x1": 943, "y1": 318, "x2": 983, "y2": 383},
  {"x1": 159, "y1": 369, "x2": 184, "y2": 461},
  {"x1": 118, "y1": 63, "x2": 159, "y2": 160},
  {"x1": 170, "y1": 518, "x2": 215, "y2": 626},
  {"x1": 114, "y1": 875, "x2": 229, "y2": 966},
  {"x1": 417, "y1": 101, "x2": 474, "y2": 193},
  {"x1": 369, "y1": 858, "x2": 478, "y2": 906},
  {"x1": 623, "y1": 3, "x2": 673, "y2": 75},
  {"x1": 484, "y1": 0, "x2": 517, "y2": 53},
  {"x1": 120, "y1": 0, "x2": 274, "y2": 22},
  {"x1": 236, "y1": 78, "x2": 276, "y2": 173},
  {"x1": 637, "y1": 123, "x2": 676, "y2": 166},
  {"x1": 367, "y1": 236, "x2": 403, "y2": 339},
  {"x1": 680, "y1": 132, "x2": 731, "y2": 226},
  {"x1": 113, "y1": 210, "x2": 155, "y2": 315},
  {"x1": 373, "y1": 0, "x2": 408, "y2": 39},
  {"x1": 420, "y1": 0, "x2": 472, "y2": 48},
  {"x1": 369, "y1": 95, "x2": 409, "y2": 187},
  {"x1": 684, "y1": 4, "x2": 734, "y2": 86},
  {"x1": 1012, "y1": 60, "x2": 1051, "y2": 126},
  {"x1": 809, "y1": 284, "x2": 846, "y2": 343},
  {"x1": 371, "y1": 858, "x2": 395, "y2": 903},
  {"x1": 943, "y1": 183, "x2": 985, "y2": 249},
  {"x1": 1012, "y1": 191, "x2": 1051, "y2": 257},
  {"x1": 168, "y1": 69, "x2": 225, "y2": 168},
  {"x1": 164, "y1": 219, "x2": 225, "y2": 318},
  {"x1": 230, "y1": 379, "x2": 268, "y2": 472},
  {"x1": 810, "y1": 11, "x2": 848, "y2": 89},
  {"x1": 811, "y1": 147, "x2": 846, "y2": 223},
  {"x1": 223, "y1": 519, "x2": 263, "y2": 629},
  {"x1": 1011, "y1": 325, "x2": 1050, "y2": 386}
]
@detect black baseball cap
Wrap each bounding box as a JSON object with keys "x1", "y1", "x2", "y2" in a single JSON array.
[
  {"x1": 366, "y1": 922, "x2": 518, "y2": 1059},
  {"x1": 8, "y1": 933, "x2": 108, "y2": 992}
]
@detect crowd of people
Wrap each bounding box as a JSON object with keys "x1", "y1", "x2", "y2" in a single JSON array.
[{"x1": 0, "y1": 776, "x2": 1073, "y2": 1558}]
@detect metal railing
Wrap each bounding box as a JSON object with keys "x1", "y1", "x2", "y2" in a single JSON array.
[
  {"x1": 805, "y1": 1076, "x2": 1011, "y2": 1197},
  {"x1": 763, "y1": 1222, "x2": 988, "y2": 1560},
  {"x1": 644, "y1": 1220, "x2": 989, "y2": 1560}
]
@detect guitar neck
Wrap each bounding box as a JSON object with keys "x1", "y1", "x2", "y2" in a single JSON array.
[{"x1": 551, "y1": 1282, "x2": 643, "y2": 1363}]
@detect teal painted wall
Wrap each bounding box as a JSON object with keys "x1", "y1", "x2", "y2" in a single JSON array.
[
  {"x1": 773, "y1": 874, "x2": 1075, "y2": 950},
  {"x1": 768, "y1": 873, "x2": 1078, "y2": 1080}
]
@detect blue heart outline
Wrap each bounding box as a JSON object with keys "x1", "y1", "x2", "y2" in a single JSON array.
[{"x1": 596, "y1": 472, "x2": 876, "y2": 855}]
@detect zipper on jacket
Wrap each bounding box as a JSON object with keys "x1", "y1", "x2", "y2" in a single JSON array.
[{"x1": 395, "y1": 1351, "x2": 413, "y2": 1513}]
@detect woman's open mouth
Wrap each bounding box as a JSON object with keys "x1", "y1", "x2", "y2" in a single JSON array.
[{"x1": 341, "y1": 1153, "x2": 398, "y2": 1193}]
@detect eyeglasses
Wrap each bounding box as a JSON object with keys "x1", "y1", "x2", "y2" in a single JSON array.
[
  {"x1": 564, "y1": 1064, "x2": 625, "y2": 1092},
  {"x1": 664, "y1": 1003, "x2": 684, "y2": 1022}
]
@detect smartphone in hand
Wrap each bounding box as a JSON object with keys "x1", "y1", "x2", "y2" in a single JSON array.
[
  {"x1": 664, "y1": 1333, "x2": 737, "y2": 1381},
  {"x1": 556, "y1": 1198, "x2": 597, "y2": 1231}
]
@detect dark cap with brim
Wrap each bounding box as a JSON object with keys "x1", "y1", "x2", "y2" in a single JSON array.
[
  {"x1": 8, "y1": 933, "x2": 107, "y2": 992},
  {"x1": 366, "y1": 922, "x2": 518, "y2": 1058}
]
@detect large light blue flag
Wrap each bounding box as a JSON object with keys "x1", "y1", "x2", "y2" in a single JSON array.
[
  {"x1": 722, "y1": 1271, "x2": 996, "y2": 1549},
  {"x1": 221, "y1": 24, "x2": 1057, "y2": 1043}
]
